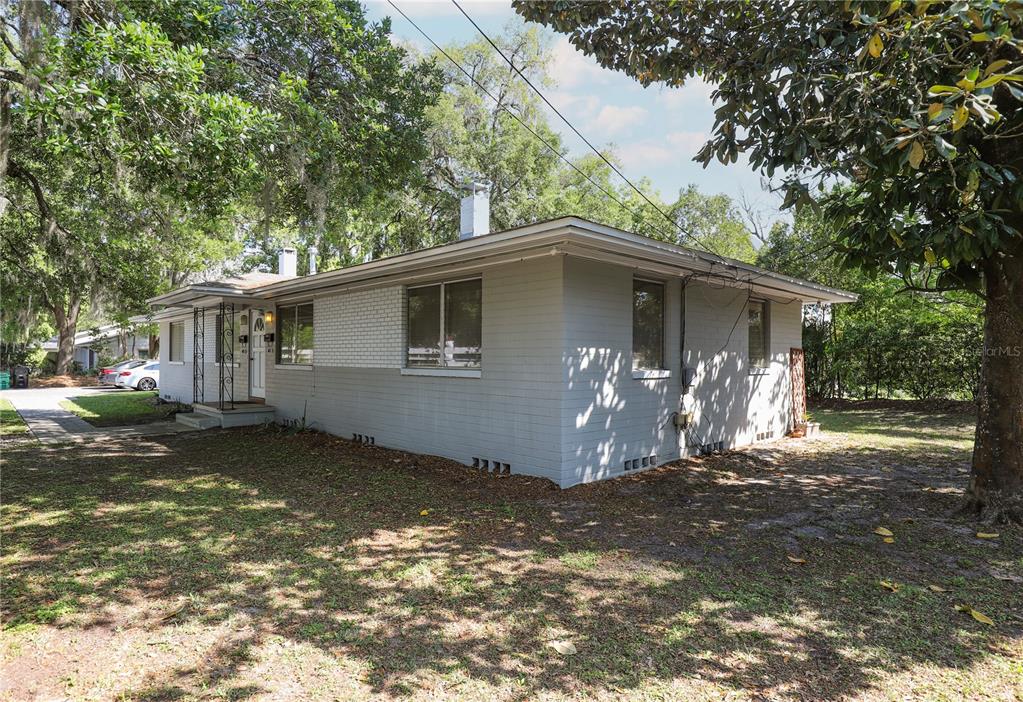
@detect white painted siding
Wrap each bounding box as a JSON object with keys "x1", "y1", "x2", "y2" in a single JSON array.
[
  {"x1": 266, "y1": 256, "x2": 565, "y2": 483},
  {"x1": 158, "y1": 309, "x2": 252, "y2": 405}
]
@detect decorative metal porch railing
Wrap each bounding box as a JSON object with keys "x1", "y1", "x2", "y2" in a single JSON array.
[
  {"x1": 218, "y1": 301, "x2": 235, "y2": 411},
  {"x1": 192, "y1": 306, "x2": 205, "y2": 405}
]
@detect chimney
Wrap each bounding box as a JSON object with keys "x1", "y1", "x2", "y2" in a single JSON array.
[
  {"x1": 308, "y1": 245, "x2": 318, "y2": 276},
  {"x1": 278, "y1": 247, "x2": 297, "y2": 277},
  {"x1": 459, "y1": 181, "x2": 490, "y2": 240}
]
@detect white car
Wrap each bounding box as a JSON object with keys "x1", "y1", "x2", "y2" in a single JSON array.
[{"x1": 115, "y1": 362, "x2": 159, "y2": 391}]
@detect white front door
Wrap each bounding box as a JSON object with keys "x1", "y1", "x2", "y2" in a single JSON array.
[{"x1": 249, "y1": 310, "x2": 266, "y2": 399}]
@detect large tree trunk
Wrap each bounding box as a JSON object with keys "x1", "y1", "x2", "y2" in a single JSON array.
[
  {"x1": 964, "y1": 240, "x2": 1023, "y2": 523},
  {"x1": 50, "y1": 294, "x2": 81, "y2": 376}
]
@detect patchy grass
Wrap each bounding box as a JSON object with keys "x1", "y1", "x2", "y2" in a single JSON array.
[
  {"x1": 1, "y1": 407, "x2": 1020, "y2": 701},
  {"x1": 58, "y1": 391, "x2": 184, "y2": 427},
  {"x1": 0, "y1": 397, "x2": 28, "y2": 436}
]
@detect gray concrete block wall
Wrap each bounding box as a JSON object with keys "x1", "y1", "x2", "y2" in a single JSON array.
[
  {"x1": 265, "y1": 256, "x2": 565, "y2": 482},
  {"x1": 681, "y1": 281, "x2": 801, "y2": 453},
  {"x1": 560, "y1": 257, "x2": 684, "y2": 487}
]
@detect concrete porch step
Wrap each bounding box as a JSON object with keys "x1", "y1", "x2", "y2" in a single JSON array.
[
  {"x1": 176, "y1": 412, "x2": 221, "y2": 430},
  {"x1": 192, "y1": 402, "x2": 277, "y2": 428}
]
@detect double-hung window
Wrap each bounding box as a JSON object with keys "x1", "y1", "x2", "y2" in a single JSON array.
[
  {"x1": 169, "y1": 321, "x2": 184, "y2": 362},
  {"x1": 276, "y1": 303, "x2": 314, "y2": 365},
  {"x1": 632, "y1": 279, "x2": 665, "y2": 371},
  {"x1": 748, "y1": 300, "x2": 769, "y2": 369},
  {"x1": 407, "y1": 278, "x2": 481, "y2": 368}
]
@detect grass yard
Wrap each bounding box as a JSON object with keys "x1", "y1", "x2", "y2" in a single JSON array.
[
  {"x1": 2, "y1": 405, "x2": 1021, "y2": 701},
  {"x1": 0, "y1": 398, "x2": 28, "y2": 437},
  {"x1": 59, "y1": 390, "x2": 184, "y2": 427}
]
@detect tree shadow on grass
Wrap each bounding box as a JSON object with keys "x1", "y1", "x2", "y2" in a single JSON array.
[{"x1": 2, "y1": 415, "x2": 1020, "y2": 700}]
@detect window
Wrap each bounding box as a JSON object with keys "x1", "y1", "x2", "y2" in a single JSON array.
[
  {"x1": 276, "y1": 303, "x2": 314, "y2": 365},
  {"x1": 406, "y1": 279, "x2": 481, "y2": 368},
  {"x1": 632, "y1": 279, "x2": 664, "y2": 370},
  {"x1": 748, "y1": 300, "x2": 768, "y2": 368},
  {"x1": 169, "y1": 321, "x2": 184, "y2": 362}
]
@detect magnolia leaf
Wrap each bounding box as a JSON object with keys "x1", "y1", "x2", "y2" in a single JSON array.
[
  {"x1": 975, "y1": 75, "x2": 1003, "y2": 90},
  {"x1": 908, "y1": 140, "x2": 924, "y2": 169},
  {"x1": 969, "y1": 608, "x2": 994, "y2": 626},
  {"x1": 928, "y1": 85, "x2": 960, "y2": 95},
  {"x1": 867, "y1": 33, "x2": 883, "y2": 58},
  {"x1": 873, "y1": 527, "x2": 894, "y2": 537},
  {"x1": 971, "y1": 32, "x2": 991, "y2": 42},
  {"x1": 952, "y1": 105, "x2": 969, "y2": 131},
  {"x1": 927, "y1": 102, "x2": 944, "y2": 121},
  {"x1": 419, "y1": 509, "x2": 430, "y2": 516},
  {"x1": 786, "y1": 554, "x2": 807, "y2": 564},
  {"x1": 976, "y1": 532, "x2": 999, "y2": 539},
  {"x1": 984, "y1": 60, "x2": 1010, "y2": 76},
  {"x1": 883, "y1": 537, "x2": 895, "y2": 544},
  {"x1": 924, "y1": 248, "x2": 938, "y2": 266},
  {"x1": 928, "y1": 584, "x2": 948, "y2": 592},
  {"x1": 548, "y1": 640, "x2": 578, "y2": 655},
  {"x1": 879, "y1": 580, "x2": 900, "y2": 592}
]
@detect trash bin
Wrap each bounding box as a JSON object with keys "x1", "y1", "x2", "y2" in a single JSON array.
[
  {"x1": 12, "y1": 365, "x2": 29, "y2": 389},
  {"x1": 0, "y1": 371, "x2": 9, "y2": 390}
]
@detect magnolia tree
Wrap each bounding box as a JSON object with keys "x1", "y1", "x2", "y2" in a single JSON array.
[{"x1": 517, "y1": 0, "x2": 1023, "y2": 521}]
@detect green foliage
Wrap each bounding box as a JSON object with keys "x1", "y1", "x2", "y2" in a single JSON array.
[
  {"x1": 246, "y1": 24, "x2": 756, "y2": 269},
  {"x1": 759, "y1": 210, "x2": 983, "y2": 400},
  {"x1": 515, "y1": 0, "x2": 1023, "y2": 286},
  {"x1": 2, "y1": 0, "x2": 440, "y2": 370}
]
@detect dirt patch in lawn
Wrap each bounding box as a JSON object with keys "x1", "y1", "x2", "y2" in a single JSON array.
[
  {"x1": 2, "y1": 406, "x2": 1020, "y2": 702},
  {"x1": 29, "y1": 374, "x2": 99, "y2": 388}
]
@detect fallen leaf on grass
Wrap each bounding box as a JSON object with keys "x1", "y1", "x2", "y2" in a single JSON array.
[
  {"x1": 956, "y1": 605, "x2": 995, "y2": 626},
  {"x1": 883, "y1": 537, "x2": 895, "y2": 544},
  {"x1": 160, "y1": 603, "x2": 187, "y2": 621},
  {"x1": 873, "y1": 527, "x2": 894, "y2": 537},
  {"x1": 879, "y1": 580, "x2": 900, "y2": 593},
  {"x1": 548, "y1": 640, "x2": 578, "y2": 655},
  {"x1": 786, "y1": 555, "x2": 807, "y2": 564},
  {"x1": 928, "y1": 584, "x2": 949, "y2": 593},
  {"x1": 976, "y1": 532, "x2": 999, "y2": 539},
  {"x1": 419, "y1": 509, "x2": 430, "y2": 516}
]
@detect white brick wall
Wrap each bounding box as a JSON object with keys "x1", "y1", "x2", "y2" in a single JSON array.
[
  {"x1": 158, "y1": 309, "x2": 251, "y2": 405},
  {"x1": 313, "y1": 287, "x2": 403, "y2": 368}
]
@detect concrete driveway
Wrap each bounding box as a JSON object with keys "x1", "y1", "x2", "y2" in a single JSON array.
[{"x1": 1, "y1": 385, "x2": 193, "y2": 443}]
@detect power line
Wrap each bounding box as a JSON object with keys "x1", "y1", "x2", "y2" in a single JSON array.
[
  {"x1": 450, "y1": 0, "x2": 732, "y2": 261},
  {"x1": 385, "y1": 0, "x2": 685, "y2": 252}
]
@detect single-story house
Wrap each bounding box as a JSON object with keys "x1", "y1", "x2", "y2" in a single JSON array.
[
  {"x1": 150, "y1": 192, "x2": 855, "y2": 488},
  {"x1": 41, "y1": 321, "x2": 151, "y2": 370}
]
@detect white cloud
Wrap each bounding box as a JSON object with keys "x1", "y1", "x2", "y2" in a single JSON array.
[
  {"x1": 657, "y1": 77, "x2": 717, "y2": 110},
  {"x1": 589, "y1": 105, "x2": 648, "y2": 136},
  {"x1": 617, "y1": 130, "x2": 708, "y2": 170},
  {"x1": 549, "y1": 36, "x2": 610, "y2": 90}
]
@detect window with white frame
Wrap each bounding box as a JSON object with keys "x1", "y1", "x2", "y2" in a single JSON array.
[
  {"x1": 748, "y1": 300, "x2": 769, "y2": 368},
  {"x1": 632, "y1": 279, "x2": 665, "y2": 370},
  {"x1": 276, "y1": 303, "x2": 314, "y2": 365},
  {"x1": 406, "y1": 279, "x2": 481, "y2": 368},
  {"x1": 169, "y1": 321, "x2": 184, "y2": 362}
]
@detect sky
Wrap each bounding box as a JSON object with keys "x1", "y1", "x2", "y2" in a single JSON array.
[{"x1": 362, "y1": 0, "x2": 786, "y2": 223}]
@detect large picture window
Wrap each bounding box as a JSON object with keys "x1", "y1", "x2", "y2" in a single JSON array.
[
  {"x1": 633, "y1": 279, "x2": 664, "y2": 370},
  {"x1": 407, "y1": 279, "x2": 481, "y2": 368},
  {"x1": 169, "y1": 321, "x2": 184, "y2": 362},
  {"x1": 748, "y1": 300, "x2": 768, "y2": 368},
  {"x1": 276, "y1": 303, "x2": 314, "y2": 365}
]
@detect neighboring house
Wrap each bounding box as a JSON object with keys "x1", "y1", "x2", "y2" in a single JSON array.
[
  {"x1": 41, "y1": 321, "x2": 151, "y2": 370},
  {"x1": 150, "y1": 191, "x2": 855, "y2": 488}
]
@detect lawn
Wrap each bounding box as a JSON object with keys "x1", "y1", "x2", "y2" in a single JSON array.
[
  {"x1": 0, "y1": 398, "x2": 28, "y2": 437},
  {"x1": 2, "y1": 405, "x2": 1020, "y2": 701},
  {"x1": 58, "y1": 390, "x2": 184, "y2": 427}
]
